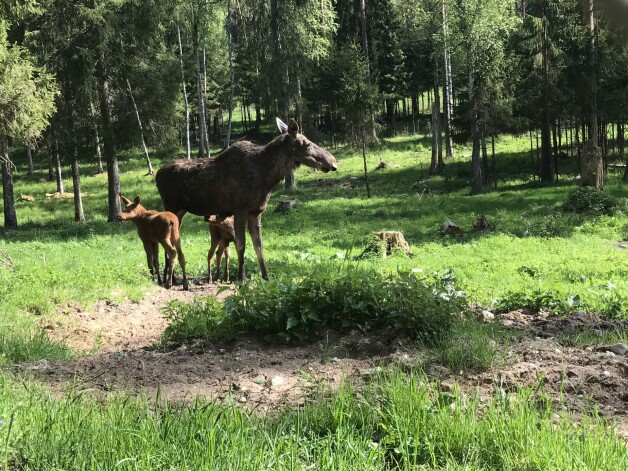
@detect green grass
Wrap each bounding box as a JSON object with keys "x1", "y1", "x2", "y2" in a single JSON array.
[
  {"x1": 1, "y1": 133, "x2": 627, "y2": 468},
  {"x1": 2, "y1": 371, "x2": 626, "y2": 470},
  {"x1": 1, "y1": 133, "x2": 627, "y2": 363}
]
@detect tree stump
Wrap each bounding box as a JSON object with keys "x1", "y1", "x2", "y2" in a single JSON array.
[
  {"x1": 473, "y1": 213, "x2": 493, "y2": 233},
  {"x1": 580, "y1": 140, "x2": 603, "y2": 190},
  {"x1": 275, "y1": 199, "x2": 299, "y2": 214},
  {"x1": 373, "y1": 231, "x2": 414, "y2": 258}
]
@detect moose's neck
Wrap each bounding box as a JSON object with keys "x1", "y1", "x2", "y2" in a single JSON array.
[{"x1": 258, "y1": 134, "x2": 294, "y2": 190}]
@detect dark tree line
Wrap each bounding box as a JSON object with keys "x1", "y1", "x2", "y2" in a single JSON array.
[{"x1": 1, "y1": 0, "x2": 627, "y2": 227}]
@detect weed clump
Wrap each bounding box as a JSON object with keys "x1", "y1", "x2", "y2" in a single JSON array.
[
  {"x1": 562, "y1": 187, "x2": 618, "y2": 216},
  {"x1": 163, "y1": 266, "x2": 466, "y2": 344}
]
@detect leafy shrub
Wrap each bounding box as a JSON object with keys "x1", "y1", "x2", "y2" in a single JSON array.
[
  {"x1": 493, "y1": 289, "x2": 583, "y2": 314},
  {"x1": 562, "y1": 187, "x2": 618, "y2": 216},
  {"x1": 163, "y1": 265, "x2": 466, "y2": 344}
]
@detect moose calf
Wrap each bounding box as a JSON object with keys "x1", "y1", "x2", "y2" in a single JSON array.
[
  {"x1": 205, "y1": 215, "x2": 235, "y2": 283},
  {"x1": 118, "y1": 195, "x2": 189, "y2": 290}
]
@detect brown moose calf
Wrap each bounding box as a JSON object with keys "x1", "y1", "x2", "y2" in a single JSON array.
[
  {"x1": 205, "y1": 215, "x2": 235, "y2": 283},
  {"x1": 118, "y1": 195, "x2": 188, "y2": 290}
]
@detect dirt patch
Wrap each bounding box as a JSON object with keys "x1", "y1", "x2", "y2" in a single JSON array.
[
  {"x1": 43, "y1": 279, "x2": 234, "y2": 353},
  {"x1": 25, "y1": 293, "x2": 628, "y2": 433}
]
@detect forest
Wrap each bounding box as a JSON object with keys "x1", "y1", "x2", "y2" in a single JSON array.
[
  {"x1": 1, "y1": 0, "x2": 628, "y2": 219},
  {"x1": 1, "y1": 0, "x2": 628, "y2": 469}
]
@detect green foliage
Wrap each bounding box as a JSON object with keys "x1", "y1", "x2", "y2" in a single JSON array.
[
  {"x1": 0, "y1": 20, "x2": 57, "y2": 144},
  {"x1": 4, "y1": 371, "x2": 627, "y2": 470},
  {"x1": 164, "y1": 265, "x2": 465, "y2": 344},
  {"x1": 562, "y1": 186, "x2": 619, "y2": 216}
]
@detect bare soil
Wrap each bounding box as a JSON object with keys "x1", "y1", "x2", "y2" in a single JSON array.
[{"x1": 25, "y1": 285, "x2": 628, "y2": 434}]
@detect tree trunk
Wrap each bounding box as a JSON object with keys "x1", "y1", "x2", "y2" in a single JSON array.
[
  {"x1": 359, "y1": 0, "x2": 377, "y2": 141},
  {"x1": 89, "y1": 99, "x2": 104, "y2": 173},
  {"x1": 434, "y1": 66, "x2": 443, "y2": 171},
  {"x1": 54, "y1": 141, "x2": 64, "y2": 195},
  {"x1": 225, "y1": 1, "x2": 235, "y2": 149},
  {"x1": 193, "y1": 13, "x2": 209, "y2": 158},
  {"x1": 126, "y1": 79, "x2": 154, "y2": 175},
  {"x1": 442, "y1": 0, "x2": 454, "y2": 159},
  {"x1": 97, "y1": 52, "x2": 121, "y2": 222},
  {"x1": 1, "y1": 137, "x2": 17, "y2": 228},
  {"x1": 581, "y1": 0, "x2": 602, "y2": 189},
  {"x1": 430, "y1": 100, "x2": 438, "y2": 176},
  {"x1": 469, "y1": 70, "x2": 482, "y2": 194},
  {"x1": 361, "y1": 126, "x2": 371, "y2": 198},
  {"x1": 26, "y1": 145, "x2": 33, "y2": 176},
  {"x1": 540, "y1": 13, "x2": 555, "y2": 184},
  {"x1": 72, "y1": 156, "x2": 85, "y2": 223},
  {"x1": 177, "y1": 24, "x2": 191, "y2": 160}
]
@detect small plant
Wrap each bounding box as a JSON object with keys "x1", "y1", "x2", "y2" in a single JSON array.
[
  {"x1": 435, "y1": 320, "x2": 509, "y2": 371},
  {"x1": 562, "y1": 187, "x2": 618, "y2": 216}
]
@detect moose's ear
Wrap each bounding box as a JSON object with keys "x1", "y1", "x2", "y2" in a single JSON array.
[
  {"x1": 134, "y1": 196, "x2": 141, "y2": 205},
  {"x1": 120, "y1": 195, "x2": 132, "y2": 205},
  {"x1": 276, "y1": 117, "x2": 288, "y2": 134},
  {"x1": 288, "y1": 118, "x2": 299, "y2": 137}
]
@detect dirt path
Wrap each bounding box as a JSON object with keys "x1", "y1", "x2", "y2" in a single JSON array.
[{"x1": 25, "y1": 285, "x2": 628, "y2": 433}]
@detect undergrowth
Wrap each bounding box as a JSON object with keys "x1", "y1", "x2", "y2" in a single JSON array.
[
  {"x1": 3, "y1": 371, "x2": 626, "y2": 470},
  {"x1": 163, "y1": 265, "x2": 466, "y2": 344}
]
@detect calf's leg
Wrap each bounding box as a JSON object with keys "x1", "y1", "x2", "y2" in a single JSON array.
[
  {"x1": 207, "y1": 237, "x2": 220, "y2": 284},
  {"x1": 143, "y1": 240, "x2": 157, "y2": 282},
  {"x1": 152, "y1": 242, "x2": 161, "y2": 284}
]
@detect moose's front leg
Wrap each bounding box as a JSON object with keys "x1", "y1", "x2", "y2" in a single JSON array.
[
  {"x1": 247, "y1": 212, "x2": 268, "y2": 280},
  {"x1": 234, "y1": 212, "x2": 248, "y2": 282}
]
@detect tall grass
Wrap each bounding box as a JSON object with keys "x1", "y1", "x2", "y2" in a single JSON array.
[{"x1": 3, "y1": 371, "x2": 626, "y2": 470}]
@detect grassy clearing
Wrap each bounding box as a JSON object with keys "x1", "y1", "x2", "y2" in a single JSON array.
[
  {"x1": 0, "y1": 133, "x2": 627, "y2": 363},
  {"x1": 2, "y1": 371, "x2": 626, "y2": 470},
  {"x1": 1, "y1": 134, "x2": 627, "y2": 467}
]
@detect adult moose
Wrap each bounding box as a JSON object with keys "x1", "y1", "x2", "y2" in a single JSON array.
[{"x1": 156, "y1": 118, "x2": 337, "y2": 281}]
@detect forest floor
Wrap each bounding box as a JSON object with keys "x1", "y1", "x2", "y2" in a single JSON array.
[{"x1": 24, "y1": 282, "x2": 628, "y2": 437}]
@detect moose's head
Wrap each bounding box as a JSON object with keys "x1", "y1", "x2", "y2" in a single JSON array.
[{"x1": 276, "y1": 118, "x2": 337, "y2": 173}]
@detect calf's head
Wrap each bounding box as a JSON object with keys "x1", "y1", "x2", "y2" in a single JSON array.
[
  {"x1": 276, "y1": 118, "x2": 337, "y2": 173},
  {"x1": 117, "y1": 195, "x2": 145, "y2": 221}
]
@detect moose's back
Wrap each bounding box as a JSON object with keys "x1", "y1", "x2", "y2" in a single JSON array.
[{"x1": 156, "y1": 144, "x2": 269, "y2": 217}]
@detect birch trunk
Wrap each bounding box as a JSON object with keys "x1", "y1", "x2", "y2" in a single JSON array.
[
  {"x1": 442, "y1": 0, "x2": 454, "y2": 159},
  {"x1": 434, "y1": 65, "x2": 443, "y2": 171},
  {"x1": 126, "y1": 78, "x2": 154, "y2": 175},
  {"x1": 72, "y1": 154, "x2": 85, "y2": 223},
  {"x1": 1, "y1": 137, "x2": 17, "y2": 228},
  {"x1": 193, "y1": 14, "x2": 209, "y2": 158},
  {"x1": 177, "y1": 24, "x2": 191, "y2": 160},
  {"x1": 54, "y1": 141, "x2": 64, "y2": 195},
  {"x1": 89, "y1": 99, "x2": 104, "y2": 173}
]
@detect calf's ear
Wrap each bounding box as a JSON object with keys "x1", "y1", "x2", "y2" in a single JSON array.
[
  {"x1": 120, "y1": 195, "x2": 132, "y2": 205},
  {"x1": 134, "y1": 196, "x2": 141, "y2": 204},
  {"x1": 276, "y1": 117, "x2": 288, "y2": 134}
]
